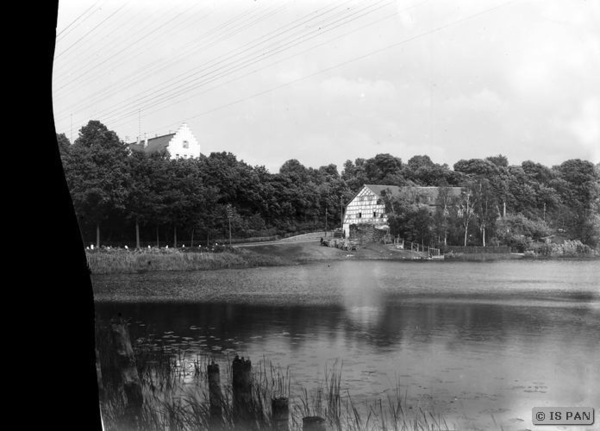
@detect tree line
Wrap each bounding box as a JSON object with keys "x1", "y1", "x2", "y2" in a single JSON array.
[{"x1": 58, "y1": 120, "x2": 600, "y2": 250}]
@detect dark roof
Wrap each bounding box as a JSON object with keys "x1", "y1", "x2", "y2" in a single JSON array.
[
  {"x1": 129, "y1": 133, "x2": 176, "y2": 154},
  {"x1": 364, "y1": 184, "x2": 403, "y2": 197},
  {"x1": 363, "y1": 184, "x2": 462, "y2": 203}
]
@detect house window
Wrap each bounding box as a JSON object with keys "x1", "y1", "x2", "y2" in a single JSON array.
[
  {"x1": 380, "y1": 213, "x2": 384, "y2": 218},
  {"x1": 183, "y1": 140, "x2": 189, "y2": 149},
  {"x1": 358, "y1": 212, "x2": 362, "y2": 218},
  {"x1": 373, "y1": 211, "x2": 377, "y2": 218}
]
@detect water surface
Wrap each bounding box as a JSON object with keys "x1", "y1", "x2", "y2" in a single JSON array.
[{"x1": 93, "y1": 259, "x2": 600, "y2": 430}]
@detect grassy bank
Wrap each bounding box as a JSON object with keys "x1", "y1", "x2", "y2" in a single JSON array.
[
  {"x1": 86, "y1": 240, "x2": 599, "y2": 274},
  {"x1": 86, "y1": 246, "x2": 291, "y2": 274}
]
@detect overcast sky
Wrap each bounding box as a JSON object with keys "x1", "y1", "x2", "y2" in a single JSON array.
[{"x1": 53, "y1": 0, "x2": 600, "y2": 173}]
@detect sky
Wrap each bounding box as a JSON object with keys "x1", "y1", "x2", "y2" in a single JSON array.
[{"x1": 52, "y1": 0, "x2": 600, "y2": 174}]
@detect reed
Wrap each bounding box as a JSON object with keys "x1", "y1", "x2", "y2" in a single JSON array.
[
  {"x1": 97, "y1": 336, "x2": 465, "y2": 431},
  {"x1": 86, "y1": 247, "x2": 287, "y2": 274}
]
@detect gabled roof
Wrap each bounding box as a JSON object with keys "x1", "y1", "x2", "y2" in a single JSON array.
[
  {"x1": 401, "y1": 185, "x2": 463, "y2": 201},
  {"x1": 129, "y1": 133, "x2": 176, "y2": 154},
  {"x1": 358, "y1": 184, "x2": 462, "y2": 204},
  {"x1": 364, "y1": 184, "x2": 403, "y2": 197}
]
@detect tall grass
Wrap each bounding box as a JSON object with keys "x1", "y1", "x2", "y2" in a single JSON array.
[
  {"x1": 86, "y1": 247, "x2": 288, "y2": 274},
  {"x1": 96, "y1": 324, "x2": 461, "y2": 431}
]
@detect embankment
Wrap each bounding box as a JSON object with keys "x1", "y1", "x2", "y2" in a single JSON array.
[{"x1": 86, "y1": 240, "x2": 430, "y2": 274}]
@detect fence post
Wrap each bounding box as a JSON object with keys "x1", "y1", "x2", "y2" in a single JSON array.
[
  {"x1": 110, "y1": 317, "x2": 143, "y2": 429},
  {"x1": 232, "y1": 355, "x2": 253, "y2": 429},
  {"x1": 208, "y1": 361, "x2": 224, "y2": 429},
  {"x1": 272, "y1": 397, "x2": 289, "y2": 431},
  {"x1": 303, "y1": 416, "x2": 327, "y2": 431}
]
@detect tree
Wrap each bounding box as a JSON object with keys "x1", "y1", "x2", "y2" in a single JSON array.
[
  {"x1": 453, "y1": 158, "x2": 499, "y2": 178},
  {"x1": 432, "y1": 186, "x2": 460, "y2": 246},
  {"x1": 485, "y1": 154, "x2": 509, "y2": 168},
  {"x1": 495, "y1": 214, "x2": 552, "y2": 251},
  {"x1": 125, "y1": 151, "x2": 161, "y2": 248},
  {"x1": 454, "y1": 157, "x2": 510, "y2": 219},
  {"x1": 341, "y1": 158, "x2": 368, "y2": 192},
  {"x1": 56, "y1": 133, "x2": 71, "y2": 157},
  {"x1": 163, "y1": 158, "x2": 208, "y2": 247},
  {"x1": 404, "y1": 155, "x2": 455, "y2": 186},
  {"x1": 457, "y1": 184, "x2": 478, "y2": 246},
  {"x1": 363, "y1": 153, "x2": 404, "y2": 184},
  {"x1": 63, "y1": 120, "x2": 130, "y2": 247},
  {"x1": 471, "y1": 178, "x2": 498, "y2": 246},
  {"x1": 553, "y1": 159, "x2": 600, "y2": 246},
  {"x1": 384, "y1": 188, "x2": 433, "y2": 245},
  {"x1": 279, "y1": 159, "x2": 311, "y2": 183}
]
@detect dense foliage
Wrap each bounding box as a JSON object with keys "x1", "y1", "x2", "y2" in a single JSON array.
[{"x1": 59, "y1": 120, "x2": 600, "y2": 250}]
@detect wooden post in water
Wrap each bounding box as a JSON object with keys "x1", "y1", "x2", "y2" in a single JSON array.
[
  {"x1": 208, "y1": 361, "x2": 224, "y2": 429},
  {"x1": 110, "y1": 317, "x2": 143, "y2": 429},
  {"x1": 232, "y1": 355, "x2": 253, "y2": 429},
  {"x1": 303, "y1": 416, "x2": 326, "y2": 431},
  {"x1": 271, "y1": 397, "x2": 289, "y2": 431},
  {"x1": 95, "y1": 347, "x2": 103, "y2": 395}
]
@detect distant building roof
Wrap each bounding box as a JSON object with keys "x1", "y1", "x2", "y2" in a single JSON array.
[
  {"x1": 364, "y1": 184, "x2": 402, "y2": 197},
  {"x1": 129, "y1": 133, "x2": 176, "y2": 154},
  {"x1": 362, "y1": 184, "x2": 462, "y2": 204}
]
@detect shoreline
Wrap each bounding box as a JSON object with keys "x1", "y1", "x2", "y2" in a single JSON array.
[{"x1": 85, "y1": 241, "x2": 599, "y2": 274}]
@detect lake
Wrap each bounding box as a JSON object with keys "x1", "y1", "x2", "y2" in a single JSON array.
[{"x1": 92, "y1": 259, "x2": 600, "y2": 431}]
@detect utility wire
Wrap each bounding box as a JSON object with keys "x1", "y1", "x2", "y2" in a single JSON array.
[
  {"x1": 56, "y1": 0, "x2": 103, "y2": 40},
  {"x1": 87, "y1": 0, "x2": 388, "y2": 127},
  {"x1": 54, "y1": 0, "x2": 287, "y2": 120},
  {"x1": 176, "y1": 0, "x2": 520, "y2": 125},
  {"x1": 54, "y1": 0, "x2": 281, "y2": 98},
  {"x1": 58, "y1": 0, "x2": 517, "y2": 139},
  {"x1": 54, "y1": 1, "x2": 197, "y2": 91},
  {"x1": 55, "y1": 2, "x2": 129, "y2": 60}
]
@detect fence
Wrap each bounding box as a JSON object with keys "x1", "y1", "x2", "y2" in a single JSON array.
[{"x1": 392, "y1": 237, "x2": 441, "y2": 257}]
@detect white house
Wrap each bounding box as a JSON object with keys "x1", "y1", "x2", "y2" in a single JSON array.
[
  {"x1": 342, "y1": 184, "x2": 463, "y2": 238},
  {"x1": 342, "y1": 184, "x2": 398, "y2": 238},
  {"x1": 129, "y1": 123, "x2": 200, "y2": 159}
]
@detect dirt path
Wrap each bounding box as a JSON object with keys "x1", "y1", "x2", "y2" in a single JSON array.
[{"x1": 238, "y1": 240, "x2": 427, "y2": 264}]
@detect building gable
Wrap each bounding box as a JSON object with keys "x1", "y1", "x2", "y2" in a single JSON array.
[
  {"x1": 128, "y1": 122, "x2": 200, "y2": 159},
  {"x1": 166, "y1": 123, "x2": 200, "y2": 159}
]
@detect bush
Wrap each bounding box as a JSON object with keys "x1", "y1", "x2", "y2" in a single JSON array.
[{"x1": 531, "y1": 240, "x2": 594, "y2": 257}]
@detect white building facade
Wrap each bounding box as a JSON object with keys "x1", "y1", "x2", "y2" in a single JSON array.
[
  {"x1": 342, "y1": 185, "x2": 400, "y2": 238},
  {"x1": 165, "y1": 123, "x2": 200, "y2": 159},
  {"x1": 129, "y1": 122, "x2": 200, "y2": 159}
]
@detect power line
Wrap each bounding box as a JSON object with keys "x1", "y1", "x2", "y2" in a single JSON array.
[
  {"x1": 56, "y1": 0, "x2": 343, "y2": 126},
  {"x1": 57, "y1": 0, "x2": 518, "y2": 139},
  {"x1": 177, "y1": 0, "x2": 520, "y2": 124},
  {"x1": 56, "y1": 0, "x2": 104, "y2": 40},
  {"x1": 54, "y1": 0, "x2": 287, "y2": 121},
  {"x1": 53, "y1": 1, "x2": 195, "y2": 91},
  {"x1": 86, "y1": 0, "x2": 390, "y2": 128},
  {"x1": 97, "y1": 0, "x2": 362, "y2": 122},
  {"x1": 54, "y1": 0, "x2": 281, "y2": 98},
  {"x1": 55, "y1": 2, "x2": 130, "y2": 60}
]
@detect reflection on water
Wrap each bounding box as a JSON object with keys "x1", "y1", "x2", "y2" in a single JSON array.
[{"x1": 93, "y1": 260, "x2": 600, "y2": 430}]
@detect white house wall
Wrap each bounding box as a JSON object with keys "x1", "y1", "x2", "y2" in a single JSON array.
[
  {"x1": 167, "y1": 123, "x2": 201, "y2": 159},
  {"x1": 342, "y1": 186, "x2": 388, "y2": 237}
]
